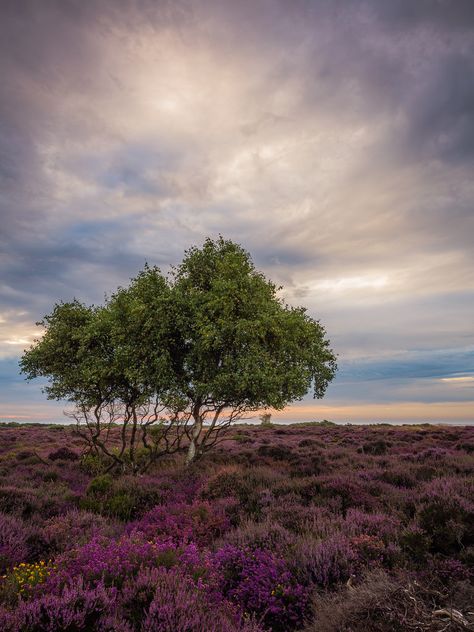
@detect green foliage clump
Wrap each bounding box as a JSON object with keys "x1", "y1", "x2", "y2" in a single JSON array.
[{"x1": 20, "y1": 236, "x2": 337, "y2": 470}]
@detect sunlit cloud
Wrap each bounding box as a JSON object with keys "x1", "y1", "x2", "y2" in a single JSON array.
[
  {"x1": 4, "y1": 338, "x2": 34, "y2": 346},
  {"x1": 313, "y1": 275, "x2": 389, "y2": 292},
  {"x1": 0, "y1": 0, "x2": 473, "y2": 423}
]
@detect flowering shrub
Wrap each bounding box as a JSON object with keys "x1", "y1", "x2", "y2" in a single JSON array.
[
  {"x1": 316, "y1": 474, "x2": 377, "y2": 514},
  {"x1": 410, "y1": 477, "x2": 474, "y2": 556},
  {"x1": 43, "y1": 510, "x2": 115, "y2": 553},
  {"x1": 0, "y1": 578, "x2": 118, "y2": 632},
  {"x1": 215, "y1": 544, "x2": 309, "y2": 631},
  {"x1": 343, "y1": 509, "x2": 401, "y2": 543},
  {"x1": 128, "y1": 499, "x2": 236, "y2": 546},
  {"x1": 48, "y1": 447, "x2": 79, "y2": 462},
  {"x1": 9, "y1": 560, "x2": 55, "y2": 596},
  {"x1": 0, "y1": 423, "x2": 473, "y2": 631},
  {"x1": 133, "y1": 568, "x2": 262, "y2": 632},
  {"x1": 223, "y1": 518, "x2": 293, "y2": 554},
  {"x1": 291, "y1": 534, "x2": 357, "y2": 587},
  {"x1": 42, "y1": 536, "x2": 161, "y2": 592},
  {"x1": 0, "y1": 514, "x2": 30, "y2": 573}
]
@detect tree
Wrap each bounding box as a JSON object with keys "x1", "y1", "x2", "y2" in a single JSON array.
[
  {"x1": 20, "y1": 267, "x2": 187, "y2": 474},
  {"x1": 21, "y1": 237, "x2": 337, "y2": 469},
  {"x1": 169, "y1": 237, "x2": 337, "y2": 463}
]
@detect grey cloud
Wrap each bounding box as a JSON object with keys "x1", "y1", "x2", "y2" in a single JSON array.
[
  {"x1": 0, "y1": 0, "x2": 473, "y2": 420},
  {"x1": 366, "y1": 0, "x2": 474, "y2": 32},
  {"x1": 404, "y1": 53, "x2": 474, "y2": 164},
  {"x1": 338, "y1": 348, "x2": 474, "y2": 382}
]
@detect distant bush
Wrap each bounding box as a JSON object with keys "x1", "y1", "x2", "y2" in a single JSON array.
[
  {"x1": 379, "y1": 467, "x2": 417, "y2": 488},
  {"x1": 257, "y1": 444, "x2": 295, "y2": 461},
  {"x1": 232, "y1": 433, "x2": 253, "y2": 444},
  {"x1": 259, "y1": 413, "x2": 273, "y2": 426},
  {"x1": 361, "y1": 440, "x2": 391, "y2": 455},
  {"x1": 14, "y1": 450, "x2": 35, "y2": 461},
  {"x1": 202, "y1": 467, "x2": 282, "y2": 519},
  {"x1": 48, "y1": 447, "x2": 79, "y2": 462},
  {"x1": 298, "y1": 438, "x2": 318, "y2": 448}
]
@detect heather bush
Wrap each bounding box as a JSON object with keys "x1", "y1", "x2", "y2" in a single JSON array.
[
  {"x1": 215, "y1": 544, "x2": 309, "y2": 631},
  {"x1": 298, "y1": 438, "x2": 319, "y2": 448},
  {"x1": 222, "y1": 518, "x2": 293, "y2": 554},
  {"x1": 42, "y1": 468, "x2": 60, "y2": 482},
  {"x1": 416, "y1": 478, "x2": 474, "y2": 554},
  {"x1": 0, "y1": 486, "x2": 41, "y2": 518},
  {"x1": 291, "y1": 452, "x2": 328, "y2": 477},
  {"x1": 264, "y1": 499, "x2": 343, "y2": 535},
  {"x1": 126, "y1": 567, "x2": 263, "y2": 632},
  {"x1": 128, "y1": 499, "x2": 236, "y2": 546},
  {"x1": 43, "y1": 510, "x2": 116, "y2": 553},
  {"x1": 342, "y1": 509, "x2": 401, "y2": 543},
  {"x1": 0, "y1": 483, "x2": 77, "y2": 520},
  {"x1": 257, "y1": 444, "x2": 295, "y2": 461},
  {"x1": 1, "y1": 423, "x2": 473, "y2": 631},
  {"x1": 15, "y1": 450, "x2": 36, "y2": 462},
  {"x1": 316, "y1": 475, "x2": 377, "y2": 514},
  {"x1": 0, "y1": 514, "x2": 30, "y2": 573},
  {"x1": 290, "y1": 534, "x2": 357, "y2": 587},
  {"x1": 399, "y1": 523, "x2": 431, "y2": 563},
  {"x1": 42, "y1": 536, "x2": 160, "y2": 592},
  {"x1": 0, "y1": 578, "x2": 118, "y2": 632},
  {"x1": 48, "y1": 447, "x2": 79, "y2": 462},
  {"x1": 80, "y1": 474, "x2": 168, "y2": 520},
  {"x1": 378, "y1": 467, "x2": 417, "y2": 488},
  {"x1": 423, "y1": 557, "x2": 472, "y2": 584},
  {"x1": 457, "y1": 441, "x2": 474, "y2": 454},
  {"x1": 202, "y1": 467, "x2": 283, "y2": 519},
  {"x1": 361, "y1": 440, "x2": 391, "y2": 455}
]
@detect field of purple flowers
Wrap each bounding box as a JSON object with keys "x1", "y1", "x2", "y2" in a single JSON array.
[{"x1": 0, "y1": 421, "x2": 473, "y2": 631}]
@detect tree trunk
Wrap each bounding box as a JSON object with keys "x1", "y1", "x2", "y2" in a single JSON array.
[
  {"x1": 186, "y1": 411, "x2": 202, "y2": 465},
  {"x1": 129, "y1": 407, "x2": 138, "y2": 474}
]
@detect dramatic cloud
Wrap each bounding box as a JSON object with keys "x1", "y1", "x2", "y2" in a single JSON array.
[{"x1": 1, "y1": 0, "x2": 473, "y2": 422}]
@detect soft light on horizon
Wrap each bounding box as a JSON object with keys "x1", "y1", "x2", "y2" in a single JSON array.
[{"x1": 313, "y1": 275, "x2": 389, "y2": 292}]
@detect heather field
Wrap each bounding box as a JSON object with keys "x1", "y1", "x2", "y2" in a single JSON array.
[{"x1": 0, "y1": 422, "x2": 473, "y2": 631}]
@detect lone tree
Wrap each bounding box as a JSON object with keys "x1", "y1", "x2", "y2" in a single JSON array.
[{"x1": 21, "y1": 237, "x2": 337, "y2": 470}]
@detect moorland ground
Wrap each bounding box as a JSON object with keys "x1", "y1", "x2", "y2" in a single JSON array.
[{"x1": 0, "y1": 422, "x2": 473, "y2": 631}]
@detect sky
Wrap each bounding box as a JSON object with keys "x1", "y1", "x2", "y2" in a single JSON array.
[{"x1": 1, "y1": 0, "x2": 473, "y2": 424}]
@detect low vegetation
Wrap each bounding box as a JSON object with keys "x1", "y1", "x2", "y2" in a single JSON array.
[{"x1": 0, "y1": 422, "x2": 472, "y2": 631}]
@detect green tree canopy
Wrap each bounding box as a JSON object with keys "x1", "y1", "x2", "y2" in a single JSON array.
[
  {"x1": 170, "y1": 237, "x2": 337, "y2": 461},
  {"x1": 21, "y1": 237, "x2": 337, "y2": 469}
]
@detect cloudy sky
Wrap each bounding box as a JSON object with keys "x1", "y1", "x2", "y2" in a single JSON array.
[{"x1": 1, "y1": 0, "x2": 473, "y2": 423}]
